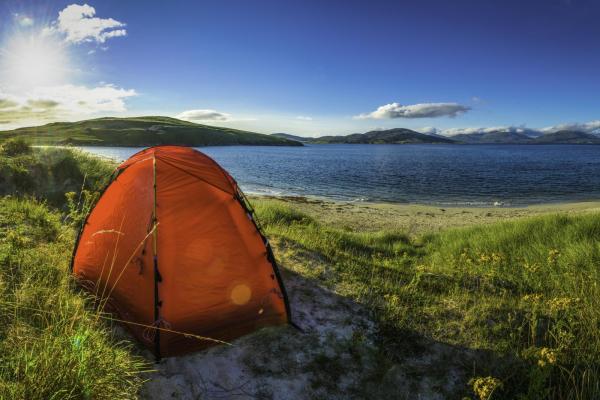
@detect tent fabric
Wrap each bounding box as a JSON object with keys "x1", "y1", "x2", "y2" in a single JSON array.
[{"x1": 72, "y1": 146, "x2": 290, "y2": 357}]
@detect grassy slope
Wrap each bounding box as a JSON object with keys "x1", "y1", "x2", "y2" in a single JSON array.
[
  {"x1": 0, "y1": 116, "x2": 302, "y2": 147},
  {"x1": 253, "y1": 199, "x2": 600, "y2": 399},
  {"x1": 1, "y1": 142, "x2": 599, "y2": 399}
]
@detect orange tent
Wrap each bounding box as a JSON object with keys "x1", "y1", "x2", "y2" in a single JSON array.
[{"x1": 71, "y1": 146, "x2": 291, "y2": 358}]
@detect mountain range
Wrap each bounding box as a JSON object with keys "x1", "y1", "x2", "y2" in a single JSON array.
[
  {"x1": 273, "y1": 128, "x2": 600, "y2": 145},
  {"x1": 2, "y1": 117, "x2": 599, "y2": 147}
]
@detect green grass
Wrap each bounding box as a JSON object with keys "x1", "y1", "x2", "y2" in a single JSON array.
[
  {"x1": 253, "y1": 199, "x2": 600, "y2": 399},
  {"x1": 0, "y1": 197, "x2": 148, "y2": 399},
  {"x1": 0, "y1": 116, "x2": 302, "y2": 147},
  {"x1": 0, "y1": 138, "x2": 115, "y2": 207},
  {"x1": 0, "y1": 142, "x2": 147, "y2": 399}
]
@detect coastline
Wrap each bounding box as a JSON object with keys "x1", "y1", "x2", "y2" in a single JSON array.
[{"x1": 250, "y1": 194, "x2": 600, "y2": 235}]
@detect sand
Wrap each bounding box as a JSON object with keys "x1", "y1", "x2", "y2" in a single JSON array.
[{"x1": 255, "y1": 195, "x2": 600, "y2": 235}]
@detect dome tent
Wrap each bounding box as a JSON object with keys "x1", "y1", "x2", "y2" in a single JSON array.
[{"x1": 71, "y1": 146, "x2": 291, "y2": 358}]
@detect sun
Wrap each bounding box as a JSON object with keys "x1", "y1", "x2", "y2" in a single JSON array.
[{"x1": 0, "y1": 32, "x2": 69, "y2": 91}]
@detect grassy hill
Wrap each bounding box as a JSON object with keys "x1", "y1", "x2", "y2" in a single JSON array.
[{"x1": 0, "y1": 116, "x2": 303, "y2": 147}]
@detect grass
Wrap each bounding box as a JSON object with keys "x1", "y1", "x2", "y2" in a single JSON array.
[
  {"x1": 0, "y1": 138, "x2": 115, "y2": 207},
  {"x1": 0, "y1": 140, "x2": 148, "y2": 399},
  {"x1": 0, "y1": 197, "x2": 148, "y2": 399},
  {"x1": 0, "y1": 143, "x2": 599, "y2": 399},
  {"x1": 253, "y1": 199, "x2": 600, "y2": 399}
]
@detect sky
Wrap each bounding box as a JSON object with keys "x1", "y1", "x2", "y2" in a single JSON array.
[{"x1": 0, "y1": 0, "x2": 599, "y2": 136}]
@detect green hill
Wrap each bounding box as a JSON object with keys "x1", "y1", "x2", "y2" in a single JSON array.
[{"x1": 0, "y1": 116, "x2": 303, "y2": 147}]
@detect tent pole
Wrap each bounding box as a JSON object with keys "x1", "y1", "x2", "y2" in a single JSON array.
[{"x1": 152, "y1": 154, "x2": 161, "y2": 362}]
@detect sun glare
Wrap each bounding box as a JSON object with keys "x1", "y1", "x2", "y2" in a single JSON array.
[{"x1": 0, "y1": 33, "x2": 69, "y2": 91}]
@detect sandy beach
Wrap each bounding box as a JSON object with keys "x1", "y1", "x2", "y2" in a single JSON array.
[{"x1": 251, "y1": 195, "x2": 600, "y2": 235}]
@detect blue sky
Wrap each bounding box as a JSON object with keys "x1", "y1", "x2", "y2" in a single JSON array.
[{"x1": 0, "y1": 0, "x2": 599, "y2": 136}]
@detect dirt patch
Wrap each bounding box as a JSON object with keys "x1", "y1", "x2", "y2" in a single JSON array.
[{"x1": 140, "y1": 269, "x2": 378, "y2": 400}]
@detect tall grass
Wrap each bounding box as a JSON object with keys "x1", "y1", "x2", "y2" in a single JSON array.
[
  {"x1": 0, "y1": 143, "x2": 146, "y2": 399},
  {"x1": 423, "y1": 214, "x2": 600, "y2": 399},
  {"x1": 0, "y1": 138, "x2": 114, "y2": 207},
  {"x1": 254, "y1": 199, "x2": 600, "y2": 399},
  {"x1": 0, "y1": 197, "x2": 147, "y2": 399}
]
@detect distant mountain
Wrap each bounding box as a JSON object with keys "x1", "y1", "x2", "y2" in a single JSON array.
[
  {"x1": 532, "y1": 130, "x2": 600, "y2": 144},
  {"x1": 452, "y1": 130, "x2": 533, "y2": 144},
  {"x1": 271, "y1": 133, "x2": 313, "y2": 143},
  {"x1": 272, "y1": 127, "x2": 600, "y2": 145},
  {"x1": 450, "y1": 129, "x2": 600, "y2": 144},
  {"x1": 0, "y1": 116, "x2": 303, "y2": 147},
  {"x1": 312, "y1": 128, "x2": 455, "y2": 144}
]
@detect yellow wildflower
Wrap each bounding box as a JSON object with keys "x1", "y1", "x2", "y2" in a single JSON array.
[
  {"x1": 479, "y1": 253, "x2": 491, "y2": 263},
  {"x1": 491, "y1": 253, "x2": 503, "y2": 263},
  {"x1": 547, "y1": 249, "x2": 560, "y2": 264},
  {"x1": 522, "y1": 293, "x2": 543, "y2": 304},
  {"x1": 538, "y1": 347, "x2": 558, "y2": 367},
  {"x1": 470, "y1": 376, "x2": 503, "y2": 400},
  {"x1": 384, "y1": 293, "x2": 400, "y2": 308},
  {"x1": 548, "y1": 297, "x2": 580, "y2": 313},
  {"x1": 523, "y1": 262, "x2": 540, "y2": 273}
]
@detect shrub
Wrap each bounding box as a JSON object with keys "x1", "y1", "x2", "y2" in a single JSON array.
[{"x1": 0, "y1": 138, "x2": 32, "y2": 157}]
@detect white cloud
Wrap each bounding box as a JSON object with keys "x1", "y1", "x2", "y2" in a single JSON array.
[
  {"x1": 541, "y1": 120, "x2": 600, "y2": 134},
  {"x1": 416, "y1": 126, "x2": 439, "y2": 135},
  {"x1": 0, "y1": 6, "x2": 135, "y2": 128},
  {"x1": 355, "y1": 102, "x2": 470, "y2": 119},
  {"x1": 32, "y1": 84, "x2": 136, "y2": 113},
  {"x1": 417, "y1": 121, "x2": 600, "y2": 137},
  {"x1": 14, "y1": 14, "x2": 34, "y2": 27},
  {"x1": 0, "y1": 84, "x2": 137, "y2": 126},
  {"x1": 440, "y1": 126, "x2": 535, "y2": 136},
  {"x1": 176, "y1": 109, "x2": 231, "y2": 122},
  {"x1": 296, "y1": 115, "x2": 313, "y2": 121},
  {"x1": 441, "y1": 126, "x2": 506, "y2": 136},
  {"x1": 49, "y1": 4, "x2": 126, "y2": 44}
]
